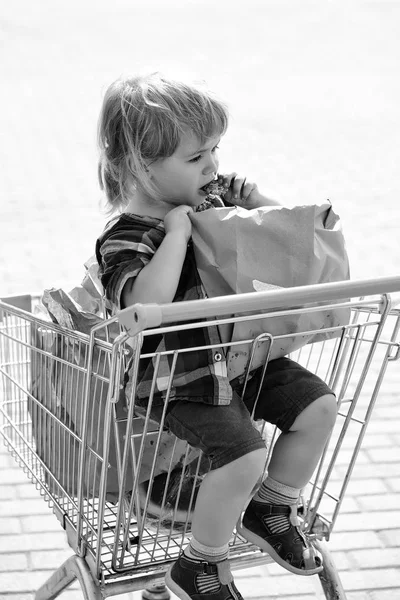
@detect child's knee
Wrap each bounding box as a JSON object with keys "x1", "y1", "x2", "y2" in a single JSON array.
[
  {"x1": 222, "y1": 448, "x2": 267, "y2": 480},
  {"x1": 291, "y1": 393, "x2": 337, "y2": 433}
]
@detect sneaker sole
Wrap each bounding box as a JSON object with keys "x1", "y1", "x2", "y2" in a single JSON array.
[
  {"x1": 236, "y1": 522, "x2": 323, "y2": 577},
  {"x1": 164, "y1": 565, "x2": 193, "y2": 600}
]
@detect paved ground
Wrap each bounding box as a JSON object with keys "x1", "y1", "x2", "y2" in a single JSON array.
[{"x1": 0, "y1": 1, "x2": 399, "y2": 598}]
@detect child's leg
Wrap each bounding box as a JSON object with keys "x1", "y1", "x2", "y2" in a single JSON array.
[
  {"x1": 236, "y1": 358, "x2": 337, "y2": 576},
  {"x1": 267, "y1": 393, "x2": 337, "y2": 488},
  {"x1": 166, "y1": 450, "x2": 265, "y2": 600},
  {"x1": 191, "y1": 448, "x2": 267, "y2": 547},
  {"x1": 158, "y1": 395, "x2": 267, "y2": 599},
  {"x1": 240, "y1": 394, "x2": 336, "y2": 576}
]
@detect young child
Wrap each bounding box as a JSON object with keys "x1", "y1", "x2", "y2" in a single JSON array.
[{"x1": 95, "y1": 73, "x2": 337, "y2": 600}]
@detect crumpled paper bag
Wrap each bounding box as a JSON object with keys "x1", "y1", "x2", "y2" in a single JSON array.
[
  {"x1": 30, "y1": 270, "x2": 193, "y2": 504},
  {"x1": 190, "y1": 203, "x2": 350, "y2": 379}
]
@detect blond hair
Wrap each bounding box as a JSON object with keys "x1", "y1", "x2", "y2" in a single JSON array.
[{"x1": 97, "y1": 73, "x2": 229, "y2": 212}]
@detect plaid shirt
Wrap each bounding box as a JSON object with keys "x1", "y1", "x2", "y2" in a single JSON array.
[{"x1": 95, "y1": 213, "x2": 232, "y2": 407}]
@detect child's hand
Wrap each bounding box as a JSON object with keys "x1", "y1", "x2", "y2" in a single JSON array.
[
  {"x1": 164, "y1": 205, "x2": 193, "y2": 243},
  {"x1": 218, "y1": 172, "x2": 259, "y2": 208}
]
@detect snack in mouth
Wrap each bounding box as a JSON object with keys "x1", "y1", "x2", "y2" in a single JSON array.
[
  {"x1": 196, "y1": 179, "x2": 227, "y2": 212},
  {"x1": 202, "y1": 179, "x2": 226, "y2": 198}
]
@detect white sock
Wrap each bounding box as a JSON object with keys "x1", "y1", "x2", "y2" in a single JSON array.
[
  {"x1": 183, "y1": 538, "x2": 229, "y2": 594},
  {"x1": 253, "y1": 475, "x2": 300, "y2": 534},
  {"x1": 184, "y1": 537, "x2": 229, "y2": 563}
]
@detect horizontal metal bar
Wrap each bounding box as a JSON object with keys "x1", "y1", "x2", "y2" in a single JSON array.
[
  {"x1": 117, "y1": 276, "x2": 400, "y2": 335},
  {"x1": 140, "y1": 300, "x2": 379, "y2": 337}
]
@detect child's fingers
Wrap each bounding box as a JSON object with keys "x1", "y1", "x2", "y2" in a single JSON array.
[
  {"x1": 231, "y1": 176, "x2": 246, "y2": 200},
  {"x1": 231, "y1": 177, "x2": 257, "y2": 202},
  {"x1": 180, "y1": 204, "x2": 194, "y2": 214},
  {"x1": 218, "y1": 172, "x2": 236, "y2": 189},
  {"x1": 217, "y1": 173, "x2": 257, "y2": 205},
  {"x1": 241, "y1": 181, "x2": 257, "y2": 201}
]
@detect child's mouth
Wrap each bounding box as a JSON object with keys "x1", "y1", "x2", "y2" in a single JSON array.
[{"x1": 199, "y1": 180, "x2": 226, "y2": 197}]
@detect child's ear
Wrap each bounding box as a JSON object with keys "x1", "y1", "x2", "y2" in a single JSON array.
[{"x1": 144, "y1": 162, "x2": 155, "y2": 179}]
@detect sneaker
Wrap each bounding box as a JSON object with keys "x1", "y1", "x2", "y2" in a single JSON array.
[
  {"x1": 165, "y1": 553, "x2": 244, "y2": 599},
  {"x1": 237, "y1": 499, "x2": 323, "y2": 576}
]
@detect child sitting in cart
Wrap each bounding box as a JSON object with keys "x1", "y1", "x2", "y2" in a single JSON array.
[{"x1": 95, "y1": 73, "x2": 337, "y2": 600}]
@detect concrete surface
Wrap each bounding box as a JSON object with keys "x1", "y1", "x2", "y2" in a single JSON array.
[{"x1": 0, "y1": 1, "x2": 399, "y2": 598}]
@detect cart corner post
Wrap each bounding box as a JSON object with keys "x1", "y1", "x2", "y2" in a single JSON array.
[
  {"x1": 315, "y1": 539, "x2": 347, "y2": 599},
  {"x1": 35, "y1": 555, "x2": 102, "y2": 600}
]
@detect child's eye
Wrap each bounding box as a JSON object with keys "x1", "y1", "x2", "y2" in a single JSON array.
[{"x1": 188, "y1": 145, "x2": 219, "y2": 163}]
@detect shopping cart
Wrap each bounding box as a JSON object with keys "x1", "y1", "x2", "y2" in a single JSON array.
[{"x1": 1, "y1": 277, "x2": 400, "y2": 600}]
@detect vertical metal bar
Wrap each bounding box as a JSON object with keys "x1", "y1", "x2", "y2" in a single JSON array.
[
  {"x1": 306, "y1": 325, "x2": 362, "y2": 512},
  {"x1": 329, "y1": 299, "x2": 400, "y2": 530},
  {"x1": 76, "y1": 324, "x2": 115, "y2": 556},
  {"x1": 110, "y1": 331, "x2": 144, "y2": 569},
  {"x1": 307, "y1": 295, "x2": 392, "y2": 534},
  {"x1": 94, "y1": 335, "x2": 126, "y2": 578},
  {"x1": 123, "y1": 352, "x2": 178, "y2": 567}
]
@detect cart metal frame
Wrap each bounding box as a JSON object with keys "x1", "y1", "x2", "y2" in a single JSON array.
[{"x1": 1, "y1": 277, "x2": 400, "y2": 600}]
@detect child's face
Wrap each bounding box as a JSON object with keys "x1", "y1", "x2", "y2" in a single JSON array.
[{"x1": 147, "y1": 130, "x2": 221, "y2": 209}]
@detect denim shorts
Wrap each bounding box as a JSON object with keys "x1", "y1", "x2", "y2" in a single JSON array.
[{"x1": 151, "y1": 357, "x2": 333, "y2": 471}]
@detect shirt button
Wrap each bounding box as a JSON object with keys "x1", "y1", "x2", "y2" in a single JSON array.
[{"x1": 214, "y1": 352, "x2": 223, "y2": 362}]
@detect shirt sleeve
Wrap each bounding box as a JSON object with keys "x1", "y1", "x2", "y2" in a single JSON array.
[{"x1": 96, "y1": 218, "x2": 163, "y2": 311}]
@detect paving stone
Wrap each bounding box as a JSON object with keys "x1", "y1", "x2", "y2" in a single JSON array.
[
  {"x1": 0, "y1": 517, "x2": 22, "y2": 534},
  {"x1": 366, "y1": 421, "x2": 400, "y2": 435},
  {"x1": 21, "y1": 514, "x2": 61, "y2": 533},
  {"x1": 0, "y1": 453, "x2": 16, "y2": 469},
  {"x1": 336, "y1": 462, "x2": 400, "y2": 479},
  {"x1": 338, "y1": 496, "x2": 360, "y2": 514},
  {"x1": 357, "y1": 493, "x2": 400, "y2": 512},
  {"x1": 350, "y1": 547, "x2": 400, "y2": 569},
  {"x1": 0, "y1": 485, "x2": 17, "y2": 500},
  {"x1": 0, "y1": 468, "x2": 30, "y2": 485},
  {"x1": 29, "y1": 549, "x2": 77, "y2": 570},
  {"x1": 334, "y1": 511, "x2": 400, "y2": 532},
  {"x1": 370, "y1": 591, "x2": 400, "y2": 600},
  {"x1": 0, "y1": 532, "x2": 68, "y2": 553},
  {"x1": 0, "y1": 553, "x2": 28, "y2": 572},
  {"x1": 16, "y1": 483, "x2": 46, "y2": 499},
  {"x1": 235, "y1": 571, "x2": 317, "y2": 596},
  {"x1": 367, "y1": 447, "x2": 400, "y2": 463},
  {"x1": 327, "y1": 478, "x2": 389, "y2": 496},
  {"x1": 328, "y1": 531, "x2": 384, "y2": 552},
  {"x1": 340, "y1": 568, "x2": 400, "y2": 591},
  {"x1": 0, "y1": 571, "x2": 57, "y2": 593},
  {"x1": 374, "y1": 406, "x2": 400, "y2": 420},
  {"x1": 341, "y1": 433, "x2": 395, "y2": 450},
  {"x1": 387, "y1": 477, "x2": 400, "y2": 492},
  {"x1": 54, "y1": 592, "x2": 87, "y2": 600},
  {"x1": 378, "y1": 528, "x2": 400, "y2": 548},
  {"x1": 0, "y1": 499, "x2": 54, "y2": 517},
  {"x1": 0, "y1": 595, "x2": 34, "y2": 600}
]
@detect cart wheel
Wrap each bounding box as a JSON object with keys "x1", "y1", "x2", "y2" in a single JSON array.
[{"x1": 142, "y1": 582, "x2": 171, "y2": 600}]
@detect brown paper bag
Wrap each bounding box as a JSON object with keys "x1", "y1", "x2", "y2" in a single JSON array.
[
  {"x1": 190, "y1": 203, "x2": 350, "y2": 379},
  {"x1": 30, "y1": 287, "x2": 192, "y2": 503}
]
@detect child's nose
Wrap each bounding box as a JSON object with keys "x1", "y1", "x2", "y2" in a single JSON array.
[{"x1": 203, "y1": 153, "x2": 218, "y2": 175}]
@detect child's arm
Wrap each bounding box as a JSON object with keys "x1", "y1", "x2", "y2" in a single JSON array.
[
  {"x1": 121, "y1": 205, "x2": 192, "y2": 308},
  {"x1": 219, "y1": 173, "x2": 280, "y2": 209}
]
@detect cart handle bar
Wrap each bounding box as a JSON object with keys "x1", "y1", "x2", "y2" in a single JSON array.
[{"x1": 117, "y1": 276, "x2": 400, "y2": 336}]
